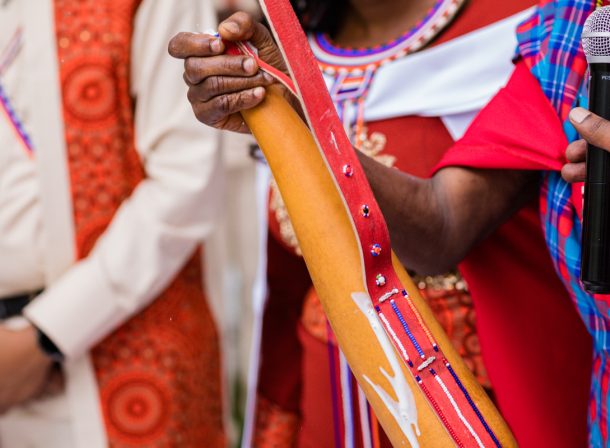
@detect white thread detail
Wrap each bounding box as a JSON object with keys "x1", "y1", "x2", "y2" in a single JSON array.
[
  {"x1": 379, "y1": 288, "x2": 400, "y2": 303},
  {"x1": 378, "y1": 311, "x2": 410, "y2": 362},
  {"x1": 434, "y1": 374, "x2": 485, "y2": 448},
  {"x1": 417, "y1": 356, "x2": 436, "y2": 372}
]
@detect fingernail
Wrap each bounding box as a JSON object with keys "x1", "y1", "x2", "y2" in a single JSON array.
[
  {"x1": 253, "y1": 87, "x2": 265, "y2": 99},
  {"x1": 262, "y1": 72, "x2": 274, "y2": 83},
  {"x1": 222, "y1": 21, "x2": 239, "y2": 34},
  {"x1": 243, "y1": 58, "x2": 256, "y2": 73},
  {"x1": 569, "y1": 107, "x2": 591, "y2": 124},
  {"x1": 211, "y1": 39, "x2": 222, "y2": 52}
]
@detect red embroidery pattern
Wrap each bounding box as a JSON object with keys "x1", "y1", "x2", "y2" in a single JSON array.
[{"x1": 54, "y1": 1, "x2": 225, "y2": 446}]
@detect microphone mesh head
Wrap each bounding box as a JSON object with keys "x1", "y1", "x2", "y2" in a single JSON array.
[{"x1": 582, "y1": 6, "x2": 610, "y2": 59}]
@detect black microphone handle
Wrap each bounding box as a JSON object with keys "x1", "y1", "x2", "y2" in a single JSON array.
[{"x1": 581, "y1": 62, "x2": 610, "y2": 293}]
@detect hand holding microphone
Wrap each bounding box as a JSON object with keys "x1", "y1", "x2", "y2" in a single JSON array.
[
  {"x1": 564, "y1": 108, "x2": 610, "y2": 184},
  {"x1": 576, "y1": 6, "x2": 610, "y2": 293}
]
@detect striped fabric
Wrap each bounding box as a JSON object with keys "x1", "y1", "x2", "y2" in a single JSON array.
[{"x1": 516, "y1": 1, "x2": 610, "y2": 445}]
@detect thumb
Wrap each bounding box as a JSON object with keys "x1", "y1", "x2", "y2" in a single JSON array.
[
  {"x1": 569, "y1": 107, "x2": 610, "y2": 152},
  {"x1": 219, "y1": 12, "x2": 288, "y2": 74},
  {"x1": 219, "y1": 11, "x2": 274, "y2": 49}
]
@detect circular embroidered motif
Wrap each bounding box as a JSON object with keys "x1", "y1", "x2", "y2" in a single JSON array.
[
  {"x1": 63, "y1": 63, "x2": 117, "y2": 122},
  {"x1": 106, "y1": 376, "x2": 170, "y2": 438},
  {"x1": 54, "y1": 1, "x2": 225, "y2": 445}
]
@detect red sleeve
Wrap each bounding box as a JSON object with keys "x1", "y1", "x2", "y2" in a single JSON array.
[
  {"x1": 433, "y1": 60, "x2": 568, "y2": 173},
  {"x1": 430, "y1": 60, "x2": 592, "y2": 447}
]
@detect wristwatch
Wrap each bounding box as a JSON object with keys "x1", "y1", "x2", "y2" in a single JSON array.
[{"x1": 36, "y1": 328, "x2": 64, "y2": 362}]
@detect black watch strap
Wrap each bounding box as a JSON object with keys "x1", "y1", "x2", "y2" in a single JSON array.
[{"x1": 36, "y1": 328, "x2": 64, "y2": 362}]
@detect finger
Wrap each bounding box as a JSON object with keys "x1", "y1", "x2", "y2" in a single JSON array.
[
  {"x1": 250, "y1": 22, "x2": 287, "y2": 70},
  {"x1": 192, "y1": 87, "x2": 266, "y2": 127},
  {"x1": 569, "y1": 107, "x2": 610, "y2": 152},
  {"x1": 184, "y1": 55, "x2": 259, "y2": 85},
  {"x1": 193, "y1": 111, "x2": 249, "y2": 133},
  {"x1": 218, "y1": 11, "x2": 258, "y2": 41},
  {"x1": 220, "y1": 114, "x2": 252, "y2": 133},
  {"x1": 188, "y1": 72, "x2": 273, "y2": 102},
  {"x1": 219, "y1": 13, "x2": 284, "y2": 70},
  {"x1": 168, "y1": 32, "x2": 224, "y2": 59},
  {"x1": 565, "y1": 139, "x2": 587, "y2": 163},
  {"x1": 561, "y1": 162, "x2": 587, "y2": 183}
]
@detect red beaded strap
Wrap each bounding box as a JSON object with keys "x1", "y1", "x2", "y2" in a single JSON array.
[{"x1": 234, "y1": 1, "x2": 502, "y2": 445}]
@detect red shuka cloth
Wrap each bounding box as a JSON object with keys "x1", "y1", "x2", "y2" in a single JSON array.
[{"x1": 434, "y1": 60, "x2": 592, "y2": 448}]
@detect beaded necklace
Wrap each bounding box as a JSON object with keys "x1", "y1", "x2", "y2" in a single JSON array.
[
  {"x1": 271, "y1": 0, "x2": 467, "y2": 255},
  {"x1": 310, "y1": 0, "x2": 465, "y2": 147}
]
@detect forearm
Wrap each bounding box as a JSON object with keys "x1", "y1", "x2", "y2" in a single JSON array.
[
  {"x1": 24, "y1": 167, "x2": 221, "y2": 358},
  {"x1": 358, "y1": 152, "x2": 452, "y2": 273},
  {"x1": 24, "y1": 0, "x2": 221, "y2": 358},
  {"x1": 358, "y1": 151, "x2": 538, "y2": 274}
]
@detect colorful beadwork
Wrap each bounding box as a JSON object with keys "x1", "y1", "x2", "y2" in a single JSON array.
[
  {"x1": 418, "y1": 378, "x2": 465, "y2": 448},
  {"x1": 417, "y1": 356, "x2": 436, "y2": 371},
  {"x1": 370, "y1": 243, "x2": 382, "y2": 257},
  {"x1": 390, "y1": 299, "x2": 426, "y2": 359},
  {"x1": 375, "y1": 273, "x2": 386, "y2": 286},
  {"x1": 310, "y1": 0, "x2": 466, "y2": 147},
  {"x1": 311, "y1": 0, "x2": 465, "y2": 70},
  {"x1": 445, "y1": 361, "x2": 501, "y2": 447},
  {"x1": 342, "y1": 163, "x2": 354, "y2": 177},
  {"x1": 377, "y1": 308, "x2": 411, "y2": 363},
  {"x1": 430, "y1": 369, "x2": 486, "y2": 448},
  {"x1": 361, "y1": 204, "x2": 370, "y2": 218},
  {"x1": 378, "y1": 288, "x2": 399, "y2": 303},
  {"x1": 0, "y1": 82, "x2": 33, "y2": 155},
  {"x1": 402, "y1": 290, "x2": 439, "y2": 351},
  {"x1": 257, "y1": 0, "x2": 503, "y2": 444}
]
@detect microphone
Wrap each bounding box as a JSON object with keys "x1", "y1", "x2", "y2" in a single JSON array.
[{"x1": 580, "y1": 6, "x2": 610, "y2": 294}]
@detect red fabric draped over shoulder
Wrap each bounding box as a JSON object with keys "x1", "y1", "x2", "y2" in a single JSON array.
[{"x1": 434, "y1": 60, "x2": 592, "y2": 448}]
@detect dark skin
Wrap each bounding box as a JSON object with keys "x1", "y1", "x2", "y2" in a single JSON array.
[
  {"x1": 171, "y1": 0, "x2": 436, "y2": 132},
  {"x1": 562, "y1": 107, "x2": 610, "y2": 183},
  {"x1": 0, "y1": 325, "x2": 62, "y2": 415},
  {"x1": 168, "y1": 11, "x2": 539, "y2": 274},
  {"x1": 332, "y1": 0, "x2": 436, "y2": 47},
  {"x1": 360, "y1": 155, "x2": 538, "y2": 273}
]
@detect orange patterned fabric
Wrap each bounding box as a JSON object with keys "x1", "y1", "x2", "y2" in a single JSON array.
[
  {"x1": 53, "y1": 1, "x2": 225, "y2": 446},
  {"x1": 254, "y1": 395, "x2": 300, "y2": 448}
]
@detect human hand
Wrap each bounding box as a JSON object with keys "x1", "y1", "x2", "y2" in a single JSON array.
[
  {"x1": 563, "y1": 107, "x2": 610, "y2": 183},
  {"x1": 0, "y1": 324, "x2": 56, "y2": 414},
  {"x1": 168, "y1": 11, "x2": 290, "y2": 133}
]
